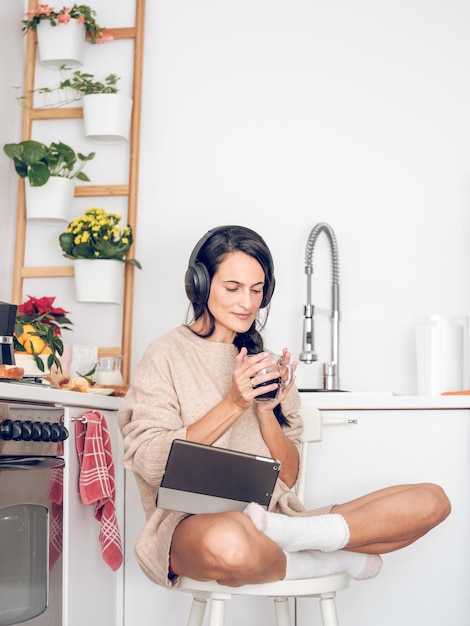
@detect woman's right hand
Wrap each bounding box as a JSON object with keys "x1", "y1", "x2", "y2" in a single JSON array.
[{"x1": 230, "y1": 348, "x2": 279, "y2": 409}]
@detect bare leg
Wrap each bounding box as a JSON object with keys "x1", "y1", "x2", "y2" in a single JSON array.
[
  {"x1": 170, "y1": 510, "x2": 287, "y2": 586},
  {"x1": 332, "y1": 483, "x2": 451, "y2": 553},
  {"x1": 170, "y1": 510, "x2": 381, "y2": 585},
  {"x1": 244, "y1": 483, "x2": 451, "y2": 556}
]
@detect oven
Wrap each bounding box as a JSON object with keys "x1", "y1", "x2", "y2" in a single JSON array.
[{"x1": 0, "y1": 402, "x2": 68, "y2": 626}]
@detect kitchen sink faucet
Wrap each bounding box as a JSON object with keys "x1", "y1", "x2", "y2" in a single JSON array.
[{"x1": 300, "y1": 222, "x2": 340, "y2": 390}]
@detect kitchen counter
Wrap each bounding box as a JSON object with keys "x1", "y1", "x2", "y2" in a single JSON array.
[
  {"x1": 4, "y1": 380, "x2": 467, "y2": 413},
  {"x1": 299, "y1": 390, "x2": 470, "y2": 410},
  {"x1": 0, "y1": 380, "x2": 122, "y2": 410}
]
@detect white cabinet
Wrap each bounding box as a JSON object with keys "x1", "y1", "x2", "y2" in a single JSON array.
[{"x1": 298, "y1": 397, "x2": 470, "y2": 626}]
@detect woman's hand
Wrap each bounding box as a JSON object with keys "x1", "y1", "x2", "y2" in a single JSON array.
[
  {"x1": 230, "y1": 348, "x2": 267, "y2": 409},
  {"x1": 251, "y1": 348, "x2": 297, "y2": 412}
]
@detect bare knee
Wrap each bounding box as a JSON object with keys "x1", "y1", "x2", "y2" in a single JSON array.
[
  {"x1": 421, "y1": 483, "x2": 451, "y2": 525},
  {"x1": 202, "y1": 512, "x2": 268, "y2": 577},
  {"x1": 171, "y1": 511, "x2": 284, "y2": 585}
]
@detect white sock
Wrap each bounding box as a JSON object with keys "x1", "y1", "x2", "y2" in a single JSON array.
[
  {"x1": 284, "y1": 550, "x2": 383, "y2": 581},
  {"x1": 244, "y1": 502, "x2": 350, "y2": 552}
]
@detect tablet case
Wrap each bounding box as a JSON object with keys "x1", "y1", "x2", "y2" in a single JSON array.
[{"x1": 156, "y1": 439, "x2": 281, "y2": 514}]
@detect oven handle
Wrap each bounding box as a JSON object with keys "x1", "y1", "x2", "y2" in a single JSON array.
[{"x1": 0, "y1": 455, "x2": 65, "y2": 471}]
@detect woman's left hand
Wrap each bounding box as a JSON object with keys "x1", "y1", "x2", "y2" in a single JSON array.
[{"x1": 253, "y1": 348, "x2": 297, "y2": 414}]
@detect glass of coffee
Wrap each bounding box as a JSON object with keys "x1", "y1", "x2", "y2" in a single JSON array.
[{"x1": 247, "y1": 354, "x2": 293, "y2": 402}]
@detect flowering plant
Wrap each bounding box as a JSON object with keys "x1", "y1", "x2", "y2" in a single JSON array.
[
  {"x1": 59, "y1": 208, "x2": 142, "y2": 267},
  {"x1": 14, "y1": 296, "x2": 73, "y2": 372},
  {"x1": 22, "y1": 4, "x2": 112, "y2": 44}
]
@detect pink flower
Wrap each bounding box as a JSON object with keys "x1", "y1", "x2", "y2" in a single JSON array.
[
  {"x1": 27, "y1": 4, "x2": 54, "y2": 17},
  {"x1": 57, "y1": 7, "x2": 71, "y2": 24},
  {"x1": 77, "y1": 15, "x2": 85, "y2": 24}
]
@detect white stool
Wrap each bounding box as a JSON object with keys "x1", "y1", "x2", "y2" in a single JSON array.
[{"x1": 176, "y1": 407, "x2": 351, "y2": 626}]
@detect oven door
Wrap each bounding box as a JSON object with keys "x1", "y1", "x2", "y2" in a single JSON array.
[{"x1": 0, "y1": 456, "x2": 65, "y2": 626}]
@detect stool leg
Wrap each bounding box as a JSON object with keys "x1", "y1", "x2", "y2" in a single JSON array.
[
  {"x1": 274, "y1": 597, "x2": 292, "y2": 626},
  {"x1": 187, "y1": 597, "x2": 207, "y2": 626},
  {"x1": 319, "y1": 593, "x2": 339, "y2": 626},
  {"x1": 208, "y1": 598, "x2": 226, "y2": 626}
]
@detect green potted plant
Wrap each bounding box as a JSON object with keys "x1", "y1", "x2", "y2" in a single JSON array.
[
  {"x1": 16, "y1": 66, "x2": 133, "y2": 143},
  {"x1": 22, "y1": 4, "x2": 112, "y2": 67},
  {"x1": 59, "y1": 207, "x2": 141, "y2": 303},
  {"x1": 59, "y1": 68, "x2": 121, "y2": 95},
  {"x1": 3, "y1": 139, "x2": 95, "y2": 222},
  {"x1": 14, "y1": 295, "x2": 73, "y2": 374},
  {"x1": 16, "y1": 66, "x2": 120, "y2": 107},
  {"x1": 4, "y1": 139, "x2": 94, "y2": 187},
  {"x1": 60, "y1": 69, "x2": 133, "y2": 142}
]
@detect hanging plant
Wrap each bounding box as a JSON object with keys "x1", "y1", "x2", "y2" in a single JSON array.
[
  {"x1": 16, "y1": 66, "x2": 122, "y2": 109},
  {"x1": 22, "y1": 4, "x2": 113, "y2": 44},
  {"x1": 3, "y1": 139, "x2": 95, "y2": 187}
]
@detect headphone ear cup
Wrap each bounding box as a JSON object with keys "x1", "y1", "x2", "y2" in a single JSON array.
[{"x1": 185, "y1": 261, "x2": 211, "y2": 304}]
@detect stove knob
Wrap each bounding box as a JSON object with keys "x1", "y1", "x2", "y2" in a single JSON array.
[
  {"x1": 41, "y1": 422, "x2": 52, "y2": 442},
  {"x1": 59, "y1": 424, "x2": 69, "y2": 441},
  {"x1": 21, "y1": 421, "x2": 33, "y2": 441},
  {"x1": 11, "y1": 420, "x2": 23, "y2": 441},
  {"x1": 31, "y1": 421, "x2": 42, "y2": 441},
  {"x1": 50, "y1": 423, "x2": 61, "y2": 442},
  {"x1": 0, "y1": 419, "x2": 12, "y2": 440}
]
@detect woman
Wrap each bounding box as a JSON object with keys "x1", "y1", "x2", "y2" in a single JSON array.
[{"x1": 118, "y1": 225, "x2": 450, "y2": 589}]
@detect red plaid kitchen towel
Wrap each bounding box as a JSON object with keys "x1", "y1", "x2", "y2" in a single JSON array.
[
  {"x1": 47, "y1": 464, "x2": 63, "y2": 570},
  {"x1": 75, "y1": 410, "x2": 123, "y2": 571}
]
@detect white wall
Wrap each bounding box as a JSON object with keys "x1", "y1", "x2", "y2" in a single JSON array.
[
  {"x1": 2, "y1": 1, "x2": 470, "y2": 395},
  {"x1": 138, "y1": 0, "x2": 470, "y2": 396}
]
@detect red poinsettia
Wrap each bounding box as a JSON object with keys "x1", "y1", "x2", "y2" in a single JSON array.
[{"x1": 17, "y1": 295, "x2": 73, "y2": 336}]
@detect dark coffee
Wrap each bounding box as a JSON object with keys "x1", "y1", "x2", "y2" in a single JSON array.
[{"x1": 253, "y1": 377, "x2": 281, "y2": 400}]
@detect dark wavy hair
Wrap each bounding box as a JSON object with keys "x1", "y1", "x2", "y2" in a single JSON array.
[{"x1": 186, "y1": 225, "x2": 289, "y2": 426}]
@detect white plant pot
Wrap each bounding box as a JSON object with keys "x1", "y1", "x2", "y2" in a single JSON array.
[
  {"x1": 73, "y1": 259, "x2": 125, "y2": 304},
  {"x1": 82, "y1": 94, "x2": 133, "y2": 143},
  {"x1": 14, "y1": 353, "x2": 50, "y2": 377},
  {"x1": 36, "y1": 19, "x2": 86, "y2": 68},
  {"x1": 25, "y1": 177, "x2": 75, "y2": 224}
]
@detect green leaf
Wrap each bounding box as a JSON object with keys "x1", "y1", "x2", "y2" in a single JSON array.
[
  {"x1": 126, "y1": 258, "x2": 142, "y2": 269},
  {"x1": 27, "y1": 162, "x2": 50, "y2": 186}
]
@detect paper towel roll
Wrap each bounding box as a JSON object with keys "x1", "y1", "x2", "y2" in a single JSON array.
[{"x1": 416, "y1": 317, "x2": 465, "y2": 395}]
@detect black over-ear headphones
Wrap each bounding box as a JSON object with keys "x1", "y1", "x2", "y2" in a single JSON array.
[{"x1": 184, "y1": 225, "x2": 275, "y2": 308}]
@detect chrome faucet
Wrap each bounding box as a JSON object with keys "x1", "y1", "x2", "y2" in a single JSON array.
[{"x1": 300, "y1": 222, "x2": 340, "y2": 390}]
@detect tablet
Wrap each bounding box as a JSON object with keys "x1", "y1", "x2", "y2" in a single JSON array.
[{"x1": 156, "y1": 439, "x2": 281, "y2": 515}]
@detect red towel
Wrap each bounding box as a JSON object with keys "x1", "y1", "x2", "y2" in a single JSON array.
[
  {"x1": 75, "y1": 410, "x2": 123, "y2": 571},
  {"x1": 47, "y1": 465, "x2": 63, "y2": 570}
]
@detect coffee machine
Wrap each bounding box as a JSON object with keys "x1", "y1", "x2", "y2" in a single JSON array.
[{"x1": 0, "y1": 302, "x2": 17, "y2": 366}]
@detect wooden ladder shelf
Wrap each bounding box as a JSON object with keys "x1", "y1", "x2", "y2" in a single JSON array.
[{"x1": 12, "y1": 0, "x2": 146, "y2": 383}]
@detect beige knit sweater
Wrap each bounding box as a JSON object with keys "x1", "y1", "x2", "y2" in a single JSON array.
[{"x1": 118, "y1": 325, "x2": 304, "y2": 588}]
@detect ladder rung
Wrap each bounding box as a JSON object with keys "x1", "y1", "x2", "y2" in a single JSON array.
[
  {"x1": 98, "y1": 347, "x2": 123, "y2": 358},
  {"x1": 74, "y1": 185, "x2": 129, "y2": 197},
  {"x1": 104, "y1": 27, "x2": 136, "y2": 40},
  {"x1": 21, "y1": 266, "x2": 74, "y2": 278},
  {"x1": 30, "y1": 107, "x2": 83, "y2": 120}
]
